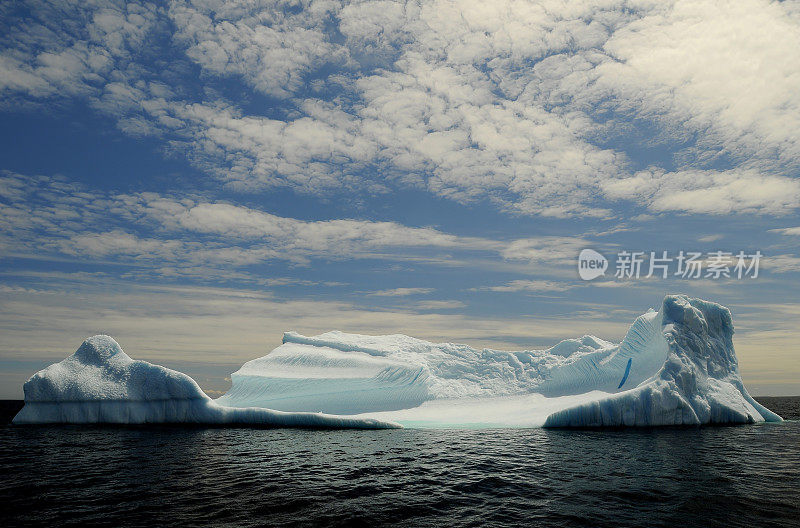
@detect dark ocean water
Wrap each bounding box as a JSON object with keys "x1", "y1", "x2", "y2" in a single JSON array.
[{"x1": 1, "y1": 397, "x2": 798, "y2": 528}]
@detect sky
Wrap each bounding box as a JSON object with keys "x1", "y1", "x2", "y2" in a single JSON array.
[{"x1": 0, "y1": 0, "x2": 799, "y2": 398}]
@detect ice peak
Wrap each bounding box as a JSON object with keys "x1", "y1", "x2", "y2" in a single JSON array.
[
  {"x1": 72, "y1": 335, "x2": 128, "y2": 366},
  {"x1": 660, "y1": 295, "x2": 732, "y2": 335}
]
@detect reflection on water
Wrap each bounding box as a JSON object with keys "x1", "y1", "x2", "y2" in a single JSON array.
[{"x1": 1, "y1": 421, "x2": 798, "y2": 527}]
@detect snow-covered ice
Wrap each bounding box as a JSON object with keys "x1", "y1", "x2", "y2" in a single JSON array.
[
  {"x1": 217, "y1": 295, "x2": 782, "y2": 428},
  {"x1": 12, "y1": 335, "x2": 399, "y2": 428},
  {"x1": 14, "y1": 295, "x2": 782, "y2": 428}
]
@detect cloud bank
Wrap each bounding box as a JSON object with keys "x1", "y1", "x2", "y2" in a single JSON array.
[{"x1": 2, "y1": 0, "x2": 799, "y2": 217}]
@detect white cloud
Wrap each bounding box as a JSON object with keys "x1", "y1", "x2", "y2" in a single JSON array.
[
  {"x1": 500, "y1": 237, "x2": 592, "y2": 265},
  {"x1": 760, "y1": 254, "x2": 800, "y2": 273},
  {"x1": 414, "y1": 300, "x2": 466, "y2": 310},
  {"x1": 369, "y1": 287, "x2": 435, "y2": 297},
  {"x1": 593, "y1": 0, "x2": 800, "y2": 171},
  {"x1": 120, "y1": 195, "x2": 497, "y2": 258},
  {"x1": 63, "y1": 230, "x2": 185, "y2": 260},
  {"x1": 0, "y1": 2, "x2": 159, "y2": 99},
  {"x1": 602, "y1": 169, "x2": 800, "y2": 215},
  {"x1": 162, "y1": 0, "x2": 800, "y2": 217},
  {"x1": 169, "y1": 0, "x2": 350, "y2": 99},
  {"x1": 475, "y1": 280, "x2": 574, "y2": 293},
  {"x1": 770, "y1": 227, "x2": 800, "y2": 236}
]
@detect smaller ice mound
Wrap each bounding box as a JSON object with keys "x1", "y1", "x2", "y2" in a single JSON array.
[{"x1": 12, "y1": 336, "x2": 399, "y2": 429}]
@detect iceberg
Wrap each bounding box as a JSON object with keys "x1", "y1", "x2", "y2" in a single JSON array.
[
  {"x1": 12, "y1": 335, "x2": 399, "y2": 429},
  {"x1": 217, "y1": 295, "x2": 782, "y2": 428},
  {"x1": 13, "y1": 295, "x2": 782, "y2": 428}
]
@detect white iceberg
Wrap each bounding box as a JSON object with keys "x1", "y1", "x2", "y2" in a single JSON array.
[
  {"x1": 216, "y1": 295, "x2": 782, "y2": 428},
  {"x1": 13, "y1": 295, "x2": 782, "y2": 428},
  {"x1": 12, "y1": 335, "x2": 399, "y2": 429}
]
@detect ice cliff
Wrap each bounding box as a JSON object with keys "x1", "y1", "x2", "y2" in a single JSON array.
[{"x1": 14, "y1": 295, "x2": 782, "y2": 428}]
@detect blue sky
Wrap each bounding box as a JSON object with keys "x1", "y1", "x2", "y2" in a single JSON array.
[{"x1": 1, "y1": 0, "x2": 799, "y2": 397}]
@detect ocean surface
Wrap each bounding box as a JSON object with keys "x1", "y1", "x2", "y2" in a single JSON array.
[{"x1": 1, "y1": 397, "x2": 798, "y2": 527}]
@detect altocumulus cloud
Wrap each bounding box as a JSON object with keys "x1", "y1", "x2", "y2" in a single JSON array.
[
  {"x1": 0, "y1": 171, "x2": 590, "y2": 276},
  {"x1": 2, "y1": 0, "x2": 800, "y2": 217}
]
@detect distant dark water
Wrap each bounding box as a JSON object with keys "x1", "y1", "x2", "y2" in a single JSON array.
[{"x1": 1, "y1": 398, "x2": 798, "y2": 527}]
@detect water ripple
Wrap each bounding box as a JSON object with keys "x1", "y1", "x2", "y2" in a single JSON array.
[{"x1": 0, "y1": 400, "x2": 799, "y2": 527}]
